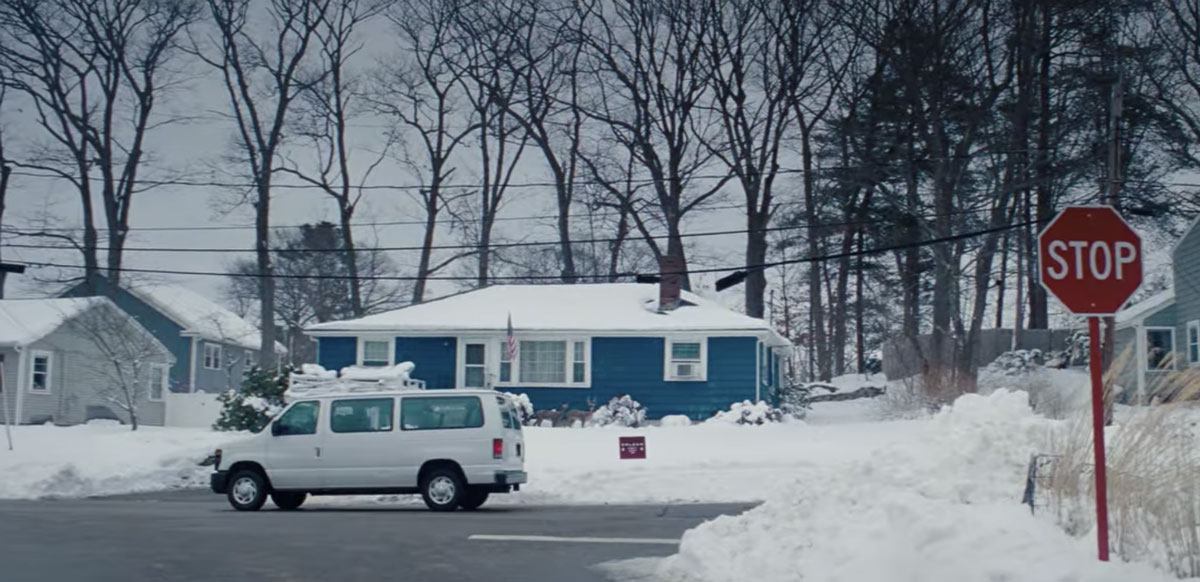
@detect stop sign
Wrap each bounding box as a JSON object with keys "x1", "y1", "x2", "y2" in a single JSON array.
[{"x1": 1038, "y1": 205, "x2": 1143, "y2": 315}]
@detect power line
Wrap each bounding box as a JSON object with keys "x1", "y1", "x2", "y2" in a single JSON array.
[
  {"x1": 1, "y1": 207, "x2": 995, "y2": 255},
  {"x1": 7, "y1": 218, "x2": 1039, "y2": 282}
]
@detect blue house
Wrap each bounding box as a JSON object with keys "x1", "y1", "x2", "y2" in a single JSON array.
[
  {"x1": 305, "y1": 283, "x2": 791, "y2": 419},
  {"x1": 65, "y1": 277, "x2": 285, "y2": 394}
]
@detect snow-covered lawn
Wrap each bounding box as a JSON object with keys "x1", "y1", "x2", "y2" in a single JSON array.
[{"x1": 0, "y1": 422, "x2": 240, "y2": 499}]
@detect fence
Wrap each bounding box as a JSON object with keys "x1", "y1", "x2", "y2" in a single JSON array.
[
  {"x1": 882, "y1": 328, "x2": 1078, "y2": 380},
  {"x1": 164, "y1": 392, "x2": 223, "y2": 428}
]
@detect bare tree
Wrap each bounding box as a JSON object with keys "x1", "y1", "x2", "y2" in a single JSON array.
[
  {"x1": 196, "y1": 0, "x2": 331, "y2": 365},
  {"x1": 70, "y1": 300, "x2": 170, "y2": 431},
  {"x1": 280, "y1": 0, "x2": 389, "y2": 317},
  {"x1": 574, "y1": 0, "x2": 730, "y2": 290},
  {"x1": 0, "y1": 0, "x2": 199, "y2": 289},
  {"x1": 372, "y1": 0, "x2": 477, "y2": 303}
]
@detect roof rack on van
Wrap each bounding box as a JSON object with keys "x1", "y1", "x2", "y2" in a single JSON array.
[{"x1": 286, "y1": 362, "x2": 428, "y2": 399}]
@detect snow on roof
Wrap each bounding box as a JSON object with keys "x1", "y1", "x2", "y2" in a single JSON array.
[
  {"x1": 124, "y1": 283, "x2": 284, "y2": 353},
  {"x1": 0, "y1": 297, "x2": 106, "y2": 347},
  {"x1": 1116, "y1": 288, "x2": 1175, "y2": 327},
  {"x1": 306, "y1": 283, "x2": 790, "y2": 346}
]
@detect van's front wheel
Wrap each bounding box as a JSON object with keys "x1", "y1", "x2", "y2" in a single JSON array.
[
  {"x1": 227, "y1": 470, "x2": 268, "y2": 511},
  {"x1": 459, "y1": 488, "x2": 489, "y2": 510},
  {"x1": 420, "y1": 467, "x2": 464, "y2": 511}
]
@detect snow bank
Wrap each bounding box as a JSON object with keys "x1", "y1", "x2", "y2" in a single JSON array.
[
  {"x1": 649, "y1": 390, "x2": 1172, "y2": 582},
  {"x1": 0, "y1": 424, "x2": 243, "y2": 499}
]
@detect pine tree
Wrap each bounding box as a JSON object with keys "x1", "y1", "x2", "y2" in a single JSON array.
[{"x1": 213, "y1": 367, "x2": 290, "y2": 432}]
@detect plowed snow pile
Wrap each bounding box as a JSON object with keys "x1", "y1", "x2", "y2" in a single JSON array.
[{"x1": 649, "y1": 390, "x2": 1175, "y2": 582}]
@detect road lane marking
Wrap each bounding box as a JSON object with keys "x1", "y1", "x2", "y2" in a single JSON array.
[{"x1": 468, "y1": 534, "x2": 678, "y2": 545}]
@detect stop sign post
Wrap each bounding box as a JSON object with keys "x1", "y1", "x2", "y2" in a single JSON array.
[{"x1": 1038, "y1": 205, "x2": 1143, "y2": 562}]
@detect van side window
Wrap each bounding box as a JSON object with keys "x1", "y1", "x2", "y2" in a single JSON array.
[
  {"x1": 401, "y1": 396, "x2": 484, "y2": 430},
  {"x1": 331, "y1": 398, "x2": 394, "y2": 433},
  {"x1": 275, "y1": 401, "x2": 320, "y2": 436}
]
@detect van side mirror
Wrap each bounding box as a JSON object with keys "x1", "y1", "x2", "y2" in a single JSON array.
[{"x1": 271, "y1": 422, "x2": 283, "y2": 437}]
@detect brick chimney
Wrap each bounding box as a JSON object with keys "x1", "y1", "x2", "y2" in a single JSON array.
[{"x1": 658, "y1": 254, "x2": 684, "y2": 311}]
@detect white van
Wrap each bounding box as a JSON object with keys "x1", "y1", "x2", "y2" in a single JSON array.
[{"x1": 209, "y1": 390, "x2": 527, "y2": 511}]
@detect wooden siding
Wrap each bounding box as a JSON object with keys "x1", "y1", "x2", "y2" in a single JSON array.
[
  {"x1": 316, "y1": 336, "x2": 356, "y2": 371},
  {"x1": 394, "y1": 337, "x2": 456, "y2": 388},
  {"x1": 16, "y1": 310, "x2": 171, "y2": 426}
]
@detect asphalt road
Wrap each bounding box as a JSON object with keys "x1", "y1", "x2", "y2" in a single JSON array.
[{"x1": 0, "y1": 490, "x2": 753, "y2": 582}]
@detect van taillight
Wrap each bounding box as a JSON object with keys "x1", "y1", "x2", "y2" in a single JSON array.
[{"x1": 493, "y1": 438, "x2": 504, "y2": 459}]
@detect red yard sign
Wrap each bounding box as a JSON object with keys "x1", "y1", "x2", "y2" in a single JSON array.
[
  {"x1": 618, "y1": 436, "x2": 646, "y2": 460},
  {"x1": 1038, "y1": 205, "x2": 1144, "y2": 562}
]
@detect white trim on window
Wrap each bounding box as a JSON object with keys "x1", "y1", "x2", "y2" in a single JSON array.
[
  {"x1": 1144, "y1": 326, "x2": 1177, "y2": 372},
  {"x1": 356, "y1": 336, "x2": 395, "y2": 367},
  {"x1": 664, "y1": 337, "x2": 707, "y2": 382},
  {"x1": 1188, "y1": 321, "x2": 1200, "y2": 367},
  {"x1": 147, "y1": 364, "x2": 168, "y2": 402},
  {"x1": 202, "y1": 343, "x2": 222, "y2": 370},
  {"x1": 461, "y1": 335, "x2": 592, "y2": 389},
  {"x1": 29, "y1": 350, "x2": 52, "y2": 393}
]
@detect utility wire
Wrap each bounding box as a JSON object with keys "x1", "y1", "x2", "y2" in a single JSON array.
[
  {"x1": 7, "y1": 218, "x2": 1041, "y2": 282},
  {"x1": 0, "y1": 207, "x2": 994, "y2": 255}
]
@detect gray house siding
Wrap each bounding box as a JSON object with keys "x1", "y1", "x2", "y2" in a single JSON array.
[
  {"x1": 16, "y1": 319, "x2": 171, "y2": 426},
  {"x1": 0, "y1": 348, "x2": 17, "y2": 423},
  {"x1": 1173, "y1": 225, "x2": 1200, "y2": 369},
  {"x1": 191, "y1": 339, "x2": 250, "y2": 394}
]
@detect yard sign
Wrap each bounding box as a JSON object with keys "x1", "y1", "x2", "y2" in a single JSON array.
[
  {"x1": 619, "y1": 436, "x2": 646, "y2": 460},
  {"x1": 1038, "y1": 205, "x2": 1143, "y2": 562}
]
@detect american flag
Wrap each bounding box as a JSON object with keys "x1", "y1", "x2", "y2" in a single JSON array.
[{"x1": 506, "y1": 312, "x2": 518, "y2": 362}]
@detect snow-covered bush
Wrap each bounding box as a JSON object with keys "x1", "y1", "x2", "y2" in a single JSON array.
[
  {"x1": 707, "y1": 400, "x2": 787, "y2": 425},
  {"x1": 504, "y1": 392, "x2": 536, "y2": 426},
  {"x1": 777, "y1": 381, "x2": 812, "y2": 419},
  {"x1": 986, "y1": 349, "x2": 1046, "y2": 376},
  {"x1": 589, "y1": 395, "x2": 646, "y2": 428},
  {"x1": 213, "y1": 367, "x2": 289, "y2": 432},
  {"x1": 659, "y1": 414, "x2": 692, "y2": 427}
]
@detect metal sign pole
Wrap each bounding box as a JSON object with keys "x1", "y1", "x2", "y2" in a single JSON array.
[{"x1": 1087, "y1": 316, "x2": 1110, "y2": 561}]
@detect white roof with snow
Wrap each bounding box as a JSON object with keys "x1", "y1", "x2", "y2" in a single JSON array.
[
  {"x1": 307, "y1": 283, "x2": 790, "y2": 346},
  {"x1": 0, "y1": 297, "x2": 107, "y2": 348},
  {"x1": 125, "y1": 283, "x2": 284, "y2": 353},
  {"x1": 1116, "y1": 288, "x2": 1175, "y2": 327}
]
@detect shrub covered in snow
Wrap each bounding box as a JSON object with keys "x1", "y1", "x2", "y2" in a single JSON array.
[
  {"x1": 707, "y1": 400, "x2": 788, "y2": 425},
  {"x1": 589, "y1": 395, "x2": 647, "y2": 428},
  {"x1": 987, "y1": 349, "x2": 1046, "y2": 376},
  {"x1": 777, "y1": 381, "x2": 812, "y2": 418},
  {"x1": 504, "y1": 392, "x2": 536, "y2": 426},
  {"x1": 659, "y1": 414, "x2": 693, "y2": 427},
  {"x1": 213, "y1": 367, "x2": 289, "y2": 432}
]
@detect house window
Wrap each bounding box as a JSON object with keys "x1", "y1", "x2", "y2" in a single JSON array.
[
  {"x1": 1189, "y1": 321, "x2": 1200, "y2": 366},
  {"x1": 203, "y1": 344, "x2": 222, "y2": 370},
  {"x1": 520, "y1": 340, "x2": 567, "y2": 383},
  {"x1": 498, "y1": 341, "x2": 512, "y2": 383},
  {"x1": 1145, "y1": 328, "x2": 1175, "y2": 371},
  {"x1": 665, "y1": 338, "x2": 706, "y2": 381},
  {"x1": 572, "y1": 341, "x2": 586, "y2": 383},
  {"x1": 30, "y1": 351, "x2": 52, "y2": 392},
  {"x1": 488, "y1": 338, "x2": 590, "y2": 387},
  {"x1": 464, "y1": 343, "x2": 487, "y2": 387},
  {"x1": 148, "y1": 364, "x2": 168, "y2": 401},
  {"x1": 359, "y1": 339, "x2": 391, "y2": 367}
]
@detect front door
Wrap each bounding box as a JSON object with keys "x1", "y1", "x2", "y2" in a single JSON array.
[{"x1": 266, "y1": 400, "x2": 324, "y2": 490}]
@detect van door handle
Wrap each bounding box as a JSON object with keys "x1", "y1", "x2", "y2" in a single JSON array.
[{"x1": 315, "y1": 446, "x2": 321, "y2": 458}]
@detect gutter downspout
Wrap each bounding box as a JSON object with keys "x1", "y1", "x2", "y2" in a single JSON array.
[
  {"x1": 188, "y1": 336, "x2": 198, "y2": 394},
  {"x1": 1135, "y1": 325, "x2": 1146, "y2": 404}
]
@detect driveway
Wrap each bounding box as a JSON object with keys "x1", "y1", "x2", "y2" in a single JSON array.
[{"x1": 0, "y1": 490, "x2": 752, "y2": 582}]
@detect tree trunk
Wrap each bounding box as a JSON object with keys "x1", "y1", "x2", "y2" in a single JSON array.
[
  {"x1": 0, "y1": 160, "x2": 8, "y2": 298},
  {"x1": 854, "y1": 229, "x2": 866, "y2": 373},
  {"x1": 801, "y1": 124, "x2": 830, "y2": 380},
  {"x1": 745, "y1": 208, "x2": 768, "y2": 318},
  {"x1": 413, "y1": 189, "x2": 439, "y2": 304},
  {"x1": 256, "y1": 179, "x2": 277, "y2": 368},
  {"x1": 338, "y1": 206, "x2": 363, "y2": 317},
  {"x1": 1028, "y1": 0, "x2": 1053, "y2": 330}
]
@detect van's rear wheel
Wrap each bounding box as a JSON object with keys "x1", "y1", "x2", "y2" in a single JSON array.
[
  {"x1": 420, "y1": 467, "x2": 464, "y2": 512},
  {"x1": 227, "y1": 470, "x2": 268, "y2": 511},
  {"x1": 271, "y1": 492, "x2": 307, "y2": 510},
  {"x1": 459, "y1": 488, "x2": 489, "y2": 510}
]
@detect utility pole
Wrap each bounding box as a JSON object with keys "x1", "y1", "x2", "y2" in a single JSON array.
[{"x1": 1102, "y1": 9, "x2": 1124, "y2": 374}]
